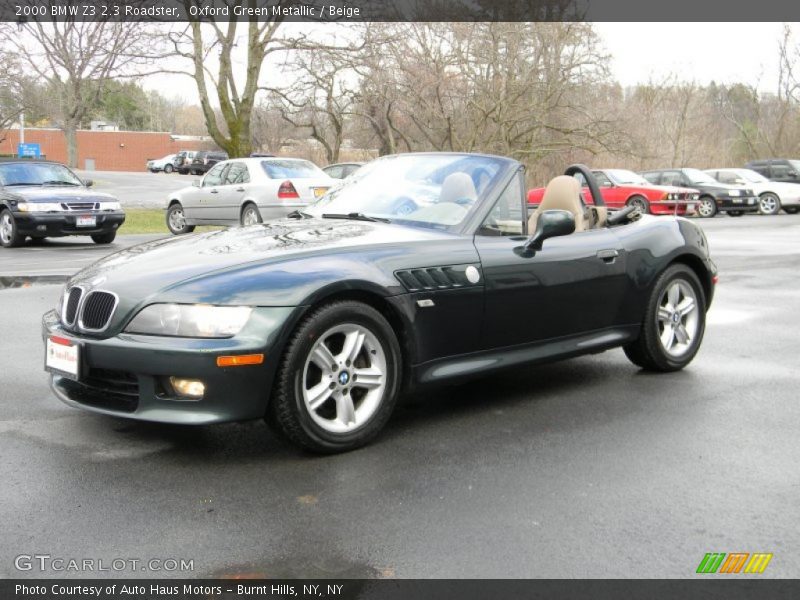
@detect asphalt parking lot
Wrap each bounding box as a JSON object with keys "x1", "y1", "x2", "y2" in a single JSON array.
[
  {"x1": 0, "y1": 215, "x2": 798, "y2": 579},
  {"x1": 74, "y1": 169, "x2": 192, "y2": 208}
]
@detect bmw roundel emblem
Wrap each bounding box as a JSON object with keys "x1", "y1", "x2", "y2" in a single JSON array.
[
  {"x1": 465, "y1": 265, "x2": 481, "y2": 284},
  {"x1": 338, "y1": 371, "x2": 350, "y2": 385}
]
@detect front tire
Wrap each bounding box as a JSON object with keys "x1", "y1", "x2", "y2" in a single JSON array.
[
  {"x1": 0, "y1": 209, "x2": 25, "y2": 248},
  {"x1": 626, "y1": 195, "x2": 650, "y2": 214},
  {"x1": 267, "y1": 301, "x2": 402, "y2": 453},
  {"x1": 697, "y1": 196, "x2": 717, "y2": 218},
  {"x1": 623, "y1": 264, "x2": 706, "y2": 372},
  {"x1": 164, "y1": 164, "x2": 174, "y2": 174},
  {"x1": 166, "y1": 202, "x2": 195, "y2": 235},
  {"x1": 91, "y1": 231, "x2": 116, "y2": 244},
  {"x1": 758, "y1": 192, "x2": 780, "y2": 215}
]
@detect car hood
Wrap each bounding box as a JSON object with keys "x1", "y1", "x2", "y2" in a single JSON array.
[
  {"x1": 3, "y1": 186, "x2": 116, "y2": 202},
  {"x1": 69, "y1": 218, "x2": 456, "y2": 299}
]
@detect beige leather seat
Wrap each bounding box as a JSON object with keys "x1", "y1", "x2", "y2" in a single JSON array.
[{"x1": 528, "y1": 175, "x2": 587, "y2": 233}]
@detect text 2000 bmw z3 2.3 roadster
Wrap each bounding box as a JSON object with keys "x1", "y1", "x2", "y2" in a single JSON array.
[{"x1": 43, "y1": 153, "x2": 717, "y2": 453}]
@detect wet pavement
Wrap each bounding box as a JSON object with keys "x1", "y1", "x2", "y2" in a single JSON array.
[{"x1": 0, "y1": 215, "x2": 798, "y2": 578}]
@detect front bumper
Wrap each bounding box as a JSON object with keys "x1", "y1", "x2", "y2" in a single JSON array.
[
  {"x1": 15, "y1": 211, "x2": 125, "y2": 237},
  {"x1": 649, "y1": 200, "x2": 697, "y2": 216},
  {"x1": 42, "y1": 307, "x2": 296, "y2": 424},
  {"x1": 716, "y1": 196, "x2": 759, "y2": 212}
]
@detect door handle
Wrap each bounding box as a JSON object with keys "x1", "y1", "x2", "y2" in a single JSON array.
[
  {"x1": 596, "y1": 249, "x2": 619, "y2": 263},
  {"x1": 235, "y1": 187, "x2": 245, "y2": 192},
  {"x1": 210, "y1": 189, "x2": 218, "y2": 194}
]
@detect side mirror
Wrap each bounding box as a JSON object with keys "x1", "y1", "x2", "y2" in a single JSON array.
[
  {"x1": 522, "y1": 209, "x2": 575, "y2": 256},
  {"x1": 192, "y1": 179, "x2": 201, "y2": 188},
  {"x1": 83, "y1": 179, "x2": 93, "y2": 187}
]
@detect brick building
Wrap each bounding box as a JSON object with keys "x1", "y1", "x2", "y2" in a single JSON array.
[{"x1": 0, "y1": 128, "x2": 212, "y2": 172}]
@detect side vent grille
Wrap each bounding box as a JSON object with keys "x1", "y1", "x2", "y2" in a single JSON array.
[{"x1": 395, "y1": 266, "x2": 476, "y2": 292}]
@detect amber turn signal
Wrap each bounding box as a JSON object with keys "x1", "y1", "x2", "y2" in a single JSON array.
[{"x1": 216, "y1": 354, "x2": 264, "y2": 367}]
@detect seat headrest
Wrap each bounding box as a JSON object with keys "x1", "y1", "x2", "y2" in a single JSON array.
[
  {"x1": 540, "y1": 176, "x2": 582, "y2": 212},
  {"x1": 440, "y1": 172, "x2": 477, "y2": 204}
]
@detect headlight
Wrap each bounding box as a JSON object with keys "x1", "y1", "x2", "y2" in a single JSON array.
[
  {"x1": 727, "y1": 189, "x2": 741, "y2": 196},
  {"x1": 125, "y1": 304, "x2": 252, "y2": 338},
  {"x1": 692, "y1": 194, "x2": 699, "y2": 200},
  {"x1": 18, "y1": 202, "x2": 62, "y2": 212},
  {"x1": 98, "y1": 201, "x2": 121, "y2": 210}
]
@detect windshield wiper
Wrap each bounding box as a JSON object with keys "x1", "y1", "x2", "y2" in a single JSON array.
[
  {"x1": 42, "y1": 180, "x2": 80, "y2": 186},
  {"x1": 322, "y1": 212, "x2": 390, "y2": 223},
  {"x1": 287, "y1": 209, "x2": 314, "y2": 219},
  {"x1": 4, "y1": 182, "x2": 42, "y2": 186}
]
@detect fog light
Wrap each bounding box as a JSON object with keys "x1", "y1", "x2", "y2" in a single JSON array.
[{"x1": 169, "y1": 377, "x2": 205, "y2": 399}]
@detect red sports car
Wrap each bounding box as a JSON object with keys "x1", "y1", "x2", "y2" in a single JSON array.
[{"x1": 527, "y1": 169, "x2": 700, "y2": 215}]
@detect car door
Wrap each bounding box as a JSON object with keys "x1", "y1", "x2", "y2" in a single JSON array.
[
  {"x1": 592, "y1": 170, "x2": 627, "y2": 208},
  {"x1": 208, "y1": 162, "x2": 248, "y2": 222},
  {"x1": 193, "y1": 163, "x2": 229, "y2": 223},
  {"x1": 473, "y1": 173, "x2": 630, "y2": 350}
]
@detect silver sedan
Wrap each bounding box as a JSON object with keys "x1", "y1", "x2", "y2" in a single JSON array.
[{"x1": 165, "y1": 157, "x2": 335, "y2": 234}]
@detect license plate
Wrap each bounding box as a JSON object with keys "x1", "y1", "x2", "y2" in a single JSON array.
[
  {"x1": 732, "y1": 198, "x2": 742, "y2": 204},
  {"x1": 76, "y1": 215, "x2": 96, "y2": 227},
  {"x1": 313, "y1": 187, "x2": 330, "y2": 198},
  {"x1": 45, "y1": 336, "x2": 80, "y2": 380}
]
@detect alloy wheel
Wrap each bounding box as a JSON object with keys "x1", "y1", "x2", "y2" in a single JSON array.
[
  {"x1": 656, "y1": 280, "x2": 700, "y2": 358},
  {"x1": 0, "y1": 213, "x2": 12, "y2": 245},
  {"x1": 759, "y1": 193, "x2": 779, "y2": 215},
  {"x1": 168, "y1": 206, "x2": 186, "y2": 232},
  {"x1": 697, "y1": 199, "x2": 716, "y2": 218},
  {"x1": 301, "y1": 323, "x2": 387, "y2": 434},
  {"x1": 242, "y1": 206, "x2": 261, "y2": 226}
]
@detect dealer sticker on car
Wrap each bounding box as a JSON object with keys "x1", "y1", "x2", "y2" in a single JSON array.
[{"x1": 45, "y1": 336, "x2": 80, "y2": 380}]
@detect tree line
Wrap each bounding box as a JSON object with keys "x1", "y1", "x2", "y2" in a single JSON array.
[{"x1": 1, "y1": 14, "x2": 799, "y2": 185}]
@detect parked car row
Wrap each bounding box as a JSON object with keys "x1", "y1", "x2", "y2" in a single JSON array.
[{"x1": 528, "y1": 161, "x2": 800, "y2": 218}]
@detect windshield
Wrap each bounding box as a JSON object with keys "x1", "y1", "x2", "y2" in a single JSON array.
[
  {"x1": 0, "y1": 162, "x2": 83, "y2": 186},
  {"x1": 305, "y1": 154, "x2": 506, "y2": 229},
  {"x1": 605, "y1": 169, "x2": 650, "y2": 185},
  {"x1": 733, "y1": 169, "x2": 768, "y2": 183},
  {"x1": 684, "y1": 168, "x2": 718, "y2": 185},
  {"x1": 261, "y1": 160, "x2": 327, "y2": 179}
]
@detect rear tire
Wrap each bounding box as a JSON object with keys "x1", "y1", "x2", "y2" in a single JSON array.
[
  {"x1": 164, "y1": 164, "x2": 174, "y2": 174},
  {"x1": 697, "y1": 196, "x2": 717, "y2": 218},
  {"x1": 267, "y1": 301, "x2": 402, "y2": 453},
  {"x1": 166, "y1": 202, "x2": 195, "y2": 235},
  {"x1": 626, "y1": 195, "x2": 650, "y2": 214},
  {"x1": 623, "y1": 264, "x2": 706, "y2": 372},
  {"x1": 240, "y1": 203, "x2": 262, "y2": 226},
  {"x1": 758, "y1": 192, "x2": 781, "y2": 215},
  {"x1": 91, "y1": 231, "x2": 116, "y2": 244},
  {"x1": 0, "y1": 209, "x2": 25, "y2": 248}
]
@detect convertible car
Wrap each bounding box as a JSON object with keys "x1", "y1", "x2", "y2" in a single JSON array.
[{"x1": 42, "y1": 153, "x2": 716, "y2": 453}]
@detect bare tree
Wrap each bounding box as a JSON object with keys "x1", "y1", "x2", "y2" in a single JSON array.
[{"x1": 0, "y1": 13, "x2": 155, "y2": 166}]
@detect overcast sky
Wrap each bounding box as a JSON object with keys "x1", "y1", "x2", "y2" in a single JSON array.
[{"x1": 143, "y1": 22, "x2": 794, "y2": 103}]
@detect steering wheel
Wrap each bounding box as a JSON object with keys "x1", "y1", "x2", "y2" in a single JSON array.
[{"x1": 563, "y1": 164, "x2": 605, "y2": 207}]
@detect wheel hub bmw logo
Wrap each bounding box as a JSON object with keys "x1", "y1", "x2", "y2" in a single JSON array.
[
  {"x1": 338, "y1": 371, "x2": 350, "y2": 385},
  {"x1": 671, "y1": 312, "x2": 681, "y2": 324}
]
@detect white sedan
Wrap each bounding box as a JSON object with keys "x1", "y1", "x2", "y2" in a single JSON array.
[
  {"x1": 147, "y1": 154, "x2": 177, "y2": 173},
  {"x1": 705, "y1": 168, "x2": 800, "y2": 215},
  {"x1": 165, "y1": 157, "x2": 335, "y2": 234}
]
